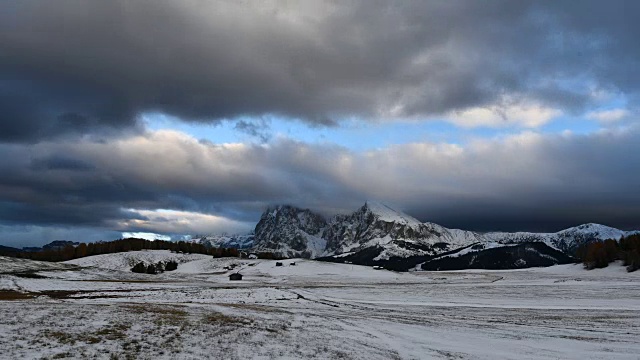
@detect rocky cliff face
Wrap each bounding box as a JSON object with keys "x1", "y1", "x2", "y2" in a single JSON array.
[
  {"x1": 323, "y1": 201, "x2": 481, "y2": 260},
  {"x1": 252, "y1": 205, "x2": 327, "y2": 258}
]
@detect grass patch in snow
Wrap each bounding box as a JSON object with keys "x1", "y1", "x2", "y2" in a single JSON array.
[
  {"x1": 202, "y1": 311, "x2": 252, "y2": 326},
  {"x1": 43, "y1": 322, "x2": 129, "y2": 345},
  {"x1": 72, "y1": 279, "x2": 173, "y2": 283},
  {"x1": 124, "y1": 304, "x2": 188, "y2": 327},
  {"x1": 94, "y1": 323, "x2": 130, "y2": 340}
]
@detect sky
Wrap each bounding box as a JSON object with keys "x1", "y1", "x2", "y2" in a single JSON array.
[{"x1": 1, "y1": 0, "x2": 640, "y2": 247}]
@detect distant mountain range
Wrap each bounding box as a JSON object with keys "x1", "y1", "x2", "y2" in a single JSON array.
[
  {"x1": 193, "y1": 201, "x2": 639, "y2": 271},
  {"x1": 191, "y1": 233, "x2": 254, "y2": 250},
  {"x1": 0, "y1": 240, "x2": 81, "y2": 256}
]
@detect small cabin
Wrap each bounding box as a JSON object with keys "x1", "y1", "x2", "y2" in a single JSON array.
[
  {"x1": 275, "y1": 262, "x2": 283, "y2": 267},
  {"x1": 229, "y1": 273, "x2": 243, "y2": 281},
  {"x1": 248, "y1": 254, "x2": 258, "y2": 259}
]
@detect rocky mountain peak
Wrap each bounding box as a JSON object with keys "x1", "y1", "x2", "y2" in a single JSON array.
[
  {"x1": 252, "y1": 205, "x2": 327, "y2": 258},
  {"x1": 323, "y1": 202, "x2": 444, "y2": 256}
]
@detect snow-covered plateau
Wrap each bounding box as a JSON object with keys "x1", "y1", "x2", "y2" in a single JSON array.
[{"x1": 1, "y1": 250, "x2": 639, "y2": 359}]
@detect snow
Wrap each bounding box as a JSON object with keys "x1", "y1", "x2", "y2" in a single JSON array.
[
  {"x1": 365, "y1": 201, "x2": 423, "y2": 228},
  {"x1": 560, "y1": 223, "x2": 629, "y2": 239},
  {"x1": 433, "y1": 242, "x2": 520, "y2": 259},
  {"x1": 1, "y1": 251, "x2": 639, "y2": 359},
  {"x1": 303, "y1": 233, "x2": 327, "y2": 258},
  {"x1": 64, "y1": 250, "x2": 210, "y2": 271},
  {"x1": 372, "y1": 236, "x2": 426, "y2": 261},
  {"x1": 332, "y1": 251, "x2": 355, "y2": 258},
  {"x1": 485, "y1": 222, "x2": 637, "y2": 247},
  {"x1": 0, "y1": 256, "x2": 77, "y2": 273}
]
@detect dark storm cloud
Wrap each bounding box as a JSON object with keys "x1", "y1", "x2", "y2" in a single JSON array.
[
  {"x1": 0, "y1": 72, "x2": 140, "y2": 142},
  {"x1": 30, "y1": 155, "x2": 95, "y2": 171},
  {"x1": 2, "y1": 1, "x2": 640, "y2": 141},
  {"x1": 0, "y1": 201, "x2": 133, "y2": 227}
]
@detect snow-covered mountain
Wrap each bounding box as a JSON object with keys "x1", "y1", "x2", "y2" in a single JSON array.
[
  {"x1": 246, "y1": 202, "x2": 639, "y2": 270},
  {"x1": 323, "y1": 201, "x2": 481, "y2": 260},
  {"x1": 252, "y1": 205, "x2": 327, "y2": 258},
  {"x1": 191, "y1": 233, "x2": 254, "y2": 249},
  {"x1": 484, "y1": 223, "x2": 638, "y2": 254},
  {"x1": 190, "y1": 202, "x2": 636, "y2": 270}
]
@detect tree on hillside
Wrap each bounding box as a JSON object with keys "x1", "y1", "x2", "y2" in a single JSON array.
[
  {"x1": 620, "y1": 235, "x2": 640, "y2": 272},
  {"x1": 146, "y1": 263, "x2": 157, "y2": 274},
  {"x1": 131, "y1": 262, "x2": 146, "y2": 273},
  {"x1": 583, "y1": 241, "x2": 609, "y2": 270},
  {"x1": 582, "y1": 235, "x2": 640, "y2": 272},
  {"x1": 75, "y1": 243, "x2": 87, "y2": 258},
  {"x1": 165, "y1": 261, "x2": 178, "y2": 271}
]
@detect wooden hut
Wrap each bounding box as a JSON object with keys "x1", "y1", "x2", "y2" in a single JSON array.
[{"x1": 229, "y1": 273, "x2": 243, "y2": 281}]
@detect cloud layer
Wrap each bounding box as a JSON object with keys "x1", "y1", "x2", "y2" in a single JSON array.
[
  {"x1": 1, "y1": 126, "x2": 639, "y2": 244},
  {"x1": 2, "y1": 1, "x2": 640, "y2": 245},
  {"x1": 2, "y1": 1, "x2": 640, "y2": 141}
]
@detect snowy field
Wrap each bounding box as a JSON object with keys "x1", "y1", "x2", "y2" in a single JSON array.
[{"x1": 1, "y1": 251, "x2": 639, "y2": 359}]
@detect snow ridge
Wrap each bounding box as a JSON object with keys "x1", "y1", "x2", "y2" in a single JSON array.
[
  {"x1": 364, "y1": 201, "x2": 423, "y2": 228},
  {"x1": 484, "y1": 223, "x2": 639, "y2": 253}
]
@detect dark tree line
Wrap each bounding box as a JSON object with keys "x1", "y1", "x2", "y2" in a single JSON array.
[
  {"x1": 578, "y1": 234, "x2": 640, "y2": 272},
  {"x1": 252, "y1": 252, "x2": 286, "y2": 260},
  {"x1": 11, "y1": 238, "x2": 244, "y2": 263},
  {"x1": 131, "y1": 260, "x2": 178, "y2": 274}
]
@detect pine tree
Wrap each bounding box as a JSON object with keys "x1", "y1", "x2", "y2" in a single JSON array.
[
  {"x1": 131, "y1": 262, "x2": 146, "y2": 273},
  {"x1": 75, "y1": 243, "x2": 87, "y2": 258},
  {"x1": 165, "y1": 261, "x2": 178, "y2": 271},
  {"x1": 146, "y1": 263, "x2": 157, "y2": 274}
]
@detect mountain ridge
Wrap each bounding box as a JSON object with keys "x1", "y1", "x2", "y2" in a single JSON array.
[{"x1": 192, "y1": 202, "x2": 638, "y2": 270}]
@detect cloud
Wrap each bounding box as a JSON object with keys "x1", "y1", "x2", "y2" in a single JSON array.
[
  {"x1": 4, "y1": 1, "x2": 640, "y2": 246},
  {"x1": 118, "y1": 209, "x2": 254, "y2": 236},
  {"x1": 0, "y1": 126, "x2": 639, "y2": 245},
  {"x1": 29, "y1": 155, "x2": 96, "y2": 171},
  {"x1": 3, "y1": 1, "x2": 640, "y2": 140},
  {"x1": 447, "y1": 100, "x2": 561, "y2": 128},
  {"x1": 586, "y1": 108, "x2": 630, "y2": 123}
]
